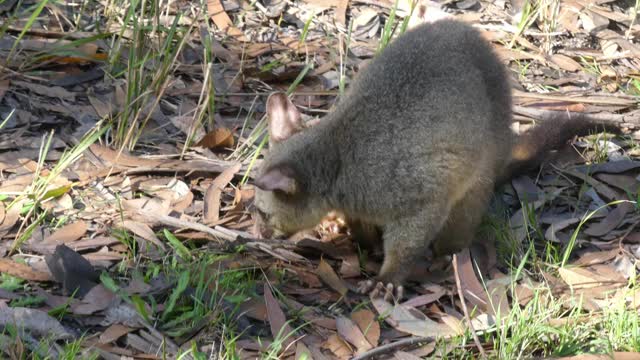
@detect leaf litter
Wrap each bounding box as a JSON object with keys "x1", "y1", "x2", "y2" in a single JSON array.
[{"x1": 2, "y1": 0, "x2": 640, "y2": 358}]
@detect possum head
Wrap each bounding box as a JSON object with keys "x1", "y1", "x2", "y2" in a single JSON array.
[{"x1": 253, "y1": 92, "x2": 329, "y2": 238}]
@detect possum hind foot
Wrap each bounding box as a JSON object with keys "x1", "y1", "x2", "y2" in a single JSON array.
[{"x1": 357, "y1": 279, "x2": 404, "y2": 302}]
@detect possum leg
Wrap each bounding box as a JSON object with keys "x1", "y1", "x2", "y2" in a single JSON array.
[{"x1": 358, "y1": 207, "x2": 449, "y2": 301}]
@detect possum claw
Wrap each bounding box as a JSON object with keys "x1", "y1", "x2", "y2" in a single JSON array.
[
  {"x1": 357, "y1": 279, "x2": 376, "y2": 294},
  {"x1": 357, "y1": 280, "x2": 403, "y2": 302}
]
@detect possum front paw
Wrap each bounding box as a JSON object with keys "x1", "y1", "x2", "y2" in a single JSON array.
[{"x1": 357, "y1": 280, "x2": 404, "y2": 302}]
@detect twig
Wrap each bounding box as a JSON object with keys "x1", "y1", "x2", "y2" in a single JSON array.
[
  {"x1": 513, "y1": 105, "x2": 640, "y2": 127},
  {"x1": 140, "y1": 210, "x2": 302, "y2": 251},
  {"x1": 5, "y1": 25, "x2": 99, "y2": 39},
  {"x1": 139, "y1": 211, "x2": 235, "y2": 242},
  {"x1": 0, "y1": 64, "x2": 48, "y2": 81},
  {"x1": 453, "y1": 253, "x2": 487, "y2": 359},
  {"x1": 166, "y1": 90, "x2": 340, "y2": 97},
  {"x1": 350, "y1": 336, "x2": 435, "y2": 360},
  {"x1": 512, "y1": 90, "x2": 636, "y2": 106}
]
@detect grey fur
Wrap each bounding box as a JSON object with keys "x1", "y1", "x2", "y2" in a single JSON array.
[{"x1": 254, "y1": 19, "x2": 514, "y2": 287}]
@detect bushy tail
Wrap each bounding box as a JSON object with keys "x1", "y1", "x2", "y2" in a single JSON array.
[{"x1": 499, "y1": 112, "x2": 621, "y2": 184}]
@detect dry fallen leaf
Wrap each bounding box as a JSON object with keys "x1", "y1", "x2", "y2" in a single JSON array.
[
  {"x1": 558, "y1": 266, "x2": 615, "y2": 288},
  {"x1": 351, "y1": 309, "x2": 380, "y2": 348},
  {"x1": 335, "y1": 0, "x2": 348, "y2": 25},
  {"x1": 71, "y1": 284, "x2": 117, "y2": 315},
  {"x1": 0, "y1": 201, "x2": 5, "y2": 229},
  {"x1": 121, "y1": 220, "x2": 166, "y2": 250},
  {"x1": 292, "y1": 267, "x2": 322, "y2": 288},
  {"x1": 0, "y1": 258, "x2": 52, "y2": 282},
  {"x1": 99, "y1": 324, "x2": 135, "y2": 344},
  {"x1": 584, "y1": 201, "x2": 634, "y2": 237},
  {"x1": 196, "y1": 127, "x2": 235, "y2": 149},
  {"x1": 295, "y1": 341, "x2": 313, "y2": 360},
  {"x1": 370, "y1": 298, "x2": 458, "y2": 337},
  {"x1": 454, "y1": 249, "x2": 496, "y2": 314},
  {"x1": 43, "y1": 221, "x2": 88, "y2": 244},
  {"x1": 579, "y1": 9, "x2": 609, "y2": 33},
  {"x1": 204, "y1": 163, "x2": 242, "y2": 224},
  {"x1": 557, "y1": 352, "x2": 640, "y2": 360},
  {"x1": 550, "y1": 54, "x2": 582, "y2": 72},
  {"x1": 594, "y1": 173, "x2": 640, "y2": 193},
  {"x1": 12, "y1": 80, "x2": 75, "y2": 101},
  {"x1": 545, "y1": 217, "x2": 582, "y2": 243},
  {"x1": 238, "y1": 297, "x2": 268, "y2": 321},
  {"x1": 0, "y1": 307, "x2": 73, "y2": 340},
  {"x1": 339, "y1": 254, "x2": 361, "y2": 278},
  {"x1": 207, "y1": 0, "x2": 247, "y2": 40},
  {"x1": 336, "y1": 316, "x2": 372, "y2": 354},
  {"x1": 122, "y1": 197, "x2": 173, "y2": 220},
  {"x1": 45, "y1": 244, "x2": 99, "y2": 296},
  {"x1": 170, "y1": 115, "x2": 206, "y2": 140},
  {"x1": 300, "y1": 0, "x2": 342, "y2": 9},
  {"x1": 575, "y1": 249, "x2": 620, "y2": 266},
  {"x1": 402, "y1": 290, "x2": 446, "y2": 308},
  {"x1": 323, "y1": 334, "x2": 353, "y2": 360},
  {"x1": 89, "y1": 144, "x2": 163, "y2": 168},
  {"x1": 316, "y1": 258, "x2": 349, "y2": 296},
  {"x1": 264, "y1": 283, "x2": 295, "y2": 350},
  {"x1": 0, "y1": 200, "x2": 22, "y2": 236}
]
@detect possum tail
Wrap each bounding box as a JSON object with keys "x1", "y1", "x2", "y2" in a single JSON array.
[{"x1": 498, "y1": 111, "x2": 621, "y2": 184}]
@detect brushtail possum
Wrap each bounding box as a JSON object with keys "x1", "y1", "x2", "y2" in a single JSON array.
[{"x1": 253, "y1": 19, "x2": 617, "y2": 300}]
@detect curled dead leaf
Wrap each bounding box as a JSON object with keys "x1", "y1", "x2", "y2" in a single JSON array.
[
  {"x1": 43, "y1": 221, "x2": 87, "y2": 244},
  {"x1": 203, "y1": 163, "x2": 242, "y2": 224},
  {"x1": 371, "y1": 298, "x2": 458, "y2": 337},
  {"x1": 557, "y1": 352, "x2": 640, "y2": 360},
  {"x1": 316, "y1": 258, "x2": 349, "y2": 296},
  {"x1": 121, "y1": 220, "x2": 166, "y2": 250},
  {"x1": 336, "y1": 316, "x2": 372, "y2": 354},
  {"x1": 0, "y1": 201, "x2": 5, "y2": 226},
  {"x1": 196, "y1": 127, "x2": 235, "y2": 149},
  {"x1": 264, "y1": 283, "x2": 295, "y2": 350},
  {"x1": 550, "y1": 54, "x2": 582, "y2": 72},
  {"x1": 558, "y1": 266, "x2": 616, "y2": 288},
  {"x1": 323, "y1": 334, "x2": 353, "y2": 360},
  {"x1": 351, "y1": 309, "x2": 380, "y2": 348},
  {"x1": 454, "y1": 249, "x2": 496, "y2": 314},
  {"x1": 45, "y1": 244, "x2": 99, "y2": 296},
  {"x1": 12, "y1": 80, "x2": 75, "y2": 101},
  {"x1": 0, "y1": 307, "x2": 73, "y2": 340},
  {"x1": 207, "y1": 0, "x2": 247, "y2": 40},
  {"x1": 0, "y1": 200, "x2": 22, "y2": 236},
  {"x1": 296, "y1": 342, "x2": 313, "y2": 360},
  {"x1": 71, "y1": 284, "x2": 116, "y2": 315},
  {"x1": 99, "y1": 324, "x2": 135, "y2": 345}
]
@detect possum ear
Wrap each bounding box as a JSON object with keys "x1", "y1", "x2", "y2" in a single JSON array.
[
  {"x1": 254, "y1": 165, "x2": 299, "y2": 195},
  {"x1": 266, "y1": 92, "x2": 304, "y2": 145}
]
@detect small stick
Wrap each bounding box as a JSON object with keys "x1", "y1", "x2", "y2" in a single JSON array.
[
  {"x1": 350, "y1": 336, "x2": 435, "y2": 360},
  {"x1": 452, "y1": 253, "x2": 487, "y2": 359},
  {"x1": 512, "y1": 91, "x2": 635, "y2": 106},
  {"x1": 513, "y1": 105, "x2": 638, "y2": 126},
  {"x1": 139, "y1": 211, "x2": 235, "y2": 242},
  {"x1": 139, "y1": 210, "x2": 301, "y2": 250}
]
